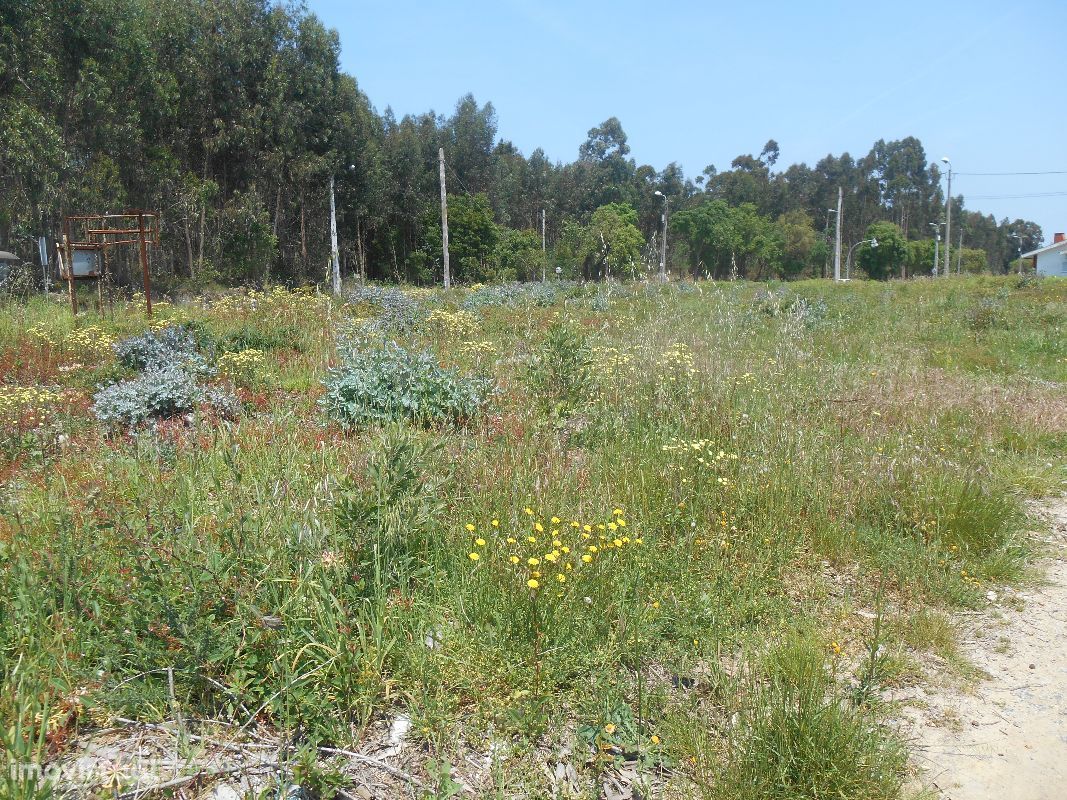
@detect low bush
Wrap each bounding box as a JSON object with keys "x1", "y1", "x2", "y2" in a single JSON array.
[
  {"x1": 966, "y1": 296, "x2": 1009, "y2": 332},
  {"x1": 346, "y1": 284, "x2": 424, "y2": 334},
  {"x1": 462, "y1": 281, "x2": 575, "y2": 309},
  {"x1": 113, "y1": 324, "x2": 208, "y2": 372},
  {"x1": 522, "y1": 320, "x2": 594, "y2": 420},
  {"x1": 220, "y1": 323, "x2": 303, "y2": 353},
  {"x1": 92, "y1": 365, "x2": 238, "y2": 427},
  {"x1": 335, "y1": 426, "x2": 448, "y2": 591},
  {"x1": 320, "y1": 341, "x2": 490, "y2": 428}
]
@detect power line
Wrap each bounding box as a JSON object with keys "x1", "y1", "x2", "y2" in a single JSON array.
[
  {"x1": 966, "y1": 191, "x2": 1067, "y2": 200},
  {"x1": 955, "y1": 170, "x2": 1067, "y2": 176},
  {"x1": 445, "y1": 161, "x2": 474, "y2": 195}
]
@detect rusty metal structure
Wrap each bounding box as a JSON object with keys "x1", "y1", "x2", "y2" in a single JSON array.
[{"x1": 57, "y1": 211, "x2": 161, "y2": 316}]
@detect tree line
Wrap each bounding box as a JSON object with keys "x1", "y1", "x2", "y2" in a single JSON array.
[{"x1": 0, "y1": 0, "x2": 1045, "y2": 288}]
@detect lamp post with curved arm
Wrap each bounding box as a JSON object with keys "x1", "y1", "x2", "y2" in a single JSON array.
[
  {"x1": 1009, "y1": 232, "x2": 1023, "y2": 274},
  {"x1": 929, "y1": 222, "x2": 944, "y2": 277},
  {"x1": 845, "y1": 237, "x2": 878, "y2": 280}
]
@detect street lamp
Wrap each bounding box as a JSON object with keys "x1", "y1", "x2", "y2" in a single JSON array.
[
  {"x1": 654, "y1": 190, "x2": 668, "y2": 281},
  {"x1": 929, "y1": 221, "x2": 944, "y2": 277},
  {"x1": 941, "y1": 156, "x2": 952, "y2": 278},
  {"x1": 845, "y1": 237, "x2": 878, "y2": 280},
  {"x1": 1009, "y1": 232, "x2": 1023, "y2": 274}
]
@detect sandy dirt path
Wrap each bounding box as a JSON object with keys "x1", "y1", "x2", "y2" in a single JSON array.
[{"x1": 907, "y1": 499, "x2": 1067, "y2": 799}]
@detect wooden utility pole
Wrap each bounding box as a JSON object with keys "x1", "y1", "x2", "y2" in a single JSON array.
[
  {"x1": 439, "y1": 148, "x2": 450, "y2": 288},
  {"x1": 833, "y1": 186, "x2": 843, "y2": 282},
  {"x1": 329, "y1": 174, "x2": 341, "y2": 295},
  {"x1": 541, "y1": 208, "x2": 546, "y2": 282},
  {"x1": 943, "y1": 162, "x2": 953, "y2": 278}
]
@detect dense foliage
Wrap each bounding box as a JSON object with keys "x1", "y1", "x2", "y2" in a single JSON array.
[
  {"x1": 0, "y1": 0, "x2": 1045, "y2": 288},
  {"x1": 93, "y1": 323, "x2": 236, "y2": 426},
  {"x1": 92, "y1": 364, "x2": 237, "y2": 427},
  {"x1": 321, "y1": 341, "x2": 490, "y2": 427},
  {"x1": 113, "y1": 324, "x2": 205, "y2": 372}
]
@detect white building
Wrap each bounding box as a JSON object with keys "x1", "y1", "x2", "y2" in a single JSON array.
[{"x1": 1023, "y1": 233, "x2": 1067, "y2": 276}]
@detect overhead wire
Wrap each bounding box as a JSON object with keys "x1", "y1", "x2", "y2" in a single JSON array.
[
  {"x1": 965, "y1": 191, "x2": 1067, "y2": 200},
  {"x1": 955, "y1": 170, "x2": 1067, "y2": 176}
]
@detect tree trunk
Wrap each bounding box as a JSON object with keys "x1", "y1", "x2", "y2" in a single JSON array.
[
  {"x1": 300, "y1": 195, "x2": 308, "y2": 267},
  {"x1": 184, "y1": 213, "x2": 195, "y2": 279},
  {"x1": 273, "y1": 185, "x2": 282, "y2": 238},
  {"x1": 197, "y1": 154, "x2": 209, "y2": 274}
]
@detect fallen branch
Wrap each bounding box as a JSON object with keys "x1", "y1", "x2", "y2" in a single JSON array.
[
  {"x1": 320, "y1": 746, "x2": 424, "y2": 788},
  {"x1": 116, "y1": 760, "x2": 279, "y2": 799}
]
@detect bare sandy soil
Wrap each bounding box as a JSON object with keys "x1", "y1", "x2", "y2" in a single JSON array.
[{"x1": 905, "y1": 498, "x2": 1067, "y2": 800}]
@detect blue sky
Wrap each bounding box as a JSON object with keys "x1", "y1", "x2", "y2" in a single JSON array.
[{"x1": 309, "y1": 0, "x2": 1067, "y2": 244}]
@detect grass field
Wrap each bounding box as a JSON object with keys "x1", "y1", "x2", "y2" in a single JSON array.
[{"x1": 1, "y1": 276, "x2": 1065, "y2": 799}]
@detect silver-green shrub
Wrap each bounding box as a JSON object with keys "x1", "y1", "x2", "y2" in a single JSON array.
[
  {"x1": 92, "y1": 365, "x2": 238, "y2": 427},
  {"x1": 320, "y1": 342, "x2": 490, "y2": 428},
  {"x1": 113, "y1": 324, "x2": 209, "y2": 373}
]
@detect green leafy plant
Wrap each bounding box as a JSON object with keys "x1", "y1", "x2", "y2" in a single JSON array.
[
  {"x1": 522, "y1": 320, "x2": 594, "y2": 421},
  {"x1": 92, "y1": 365, "x2": 238, "y2": 427},
  {"x1": 1, "y1": 681, "x2": 53, "y2": 800},
  {"x1": 335, "y1": 426, "x2": 448, "y2": 591},
  {"x1": 113, "y1": 324, "x2": 209, "y2": 373},
  {"x1": 422, "y1": 759, "x2": 463, "y2": 800},
  {"x1": 320, "y1": 342, "x2": 490, "y2": 428}
]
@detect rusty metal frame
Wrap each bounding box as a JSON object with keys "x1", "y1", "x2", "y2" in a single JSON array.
[{"x1": 60, "y1": 211, "x2": 161, "y2": 316}]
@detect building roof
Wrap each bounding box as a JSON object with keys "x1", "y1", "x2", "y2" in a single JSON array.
[
  {"x1": 1022, "y1": 240, "x2": 1067, "y2": 258},
  {"x1": 0, "y1": 251, "x2": 19, "y2": 262}
]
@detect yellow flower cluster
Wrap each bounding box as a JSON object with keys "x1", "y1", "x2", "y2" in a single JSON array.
[
  {"x1": 730, "y1": 371, "x2": 778, "y2": 394},
  {"x1": 0, "y1": 386, "x2": 62, "y2": 429},
  {"x1": 65, "y1": 325, "x2": 115, "y2": 358},
  {"x1": 653, "y1": 343, "x2": 697, "y2": 395},
  {"x1": 658, "y1": 343, "x2": 697, "y2": 380},
  {"x1": 592, "y1": 345, "x2": 637, "y2": 376},
  {"x1": 26, "y1": 322, "x2": 113, "y2": 360},
  {"x1": 210, "y1": 287, "x2": 330, "y2": 318},
  {"x1": 27, "y1": 322, "x2": 57, "y2": 347},
  {"x1": 427, "y1": 308, "x2": 480, "y2": 337},
  {"x1": 465, "y1": 507, "x2": 638, "y2": 592},
  {"x1": 460, "y1": 340, "x2": 496, "y2": 356},
  {"x1": 217, "y1": 348, "x2": 266, "y2": 385}
]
